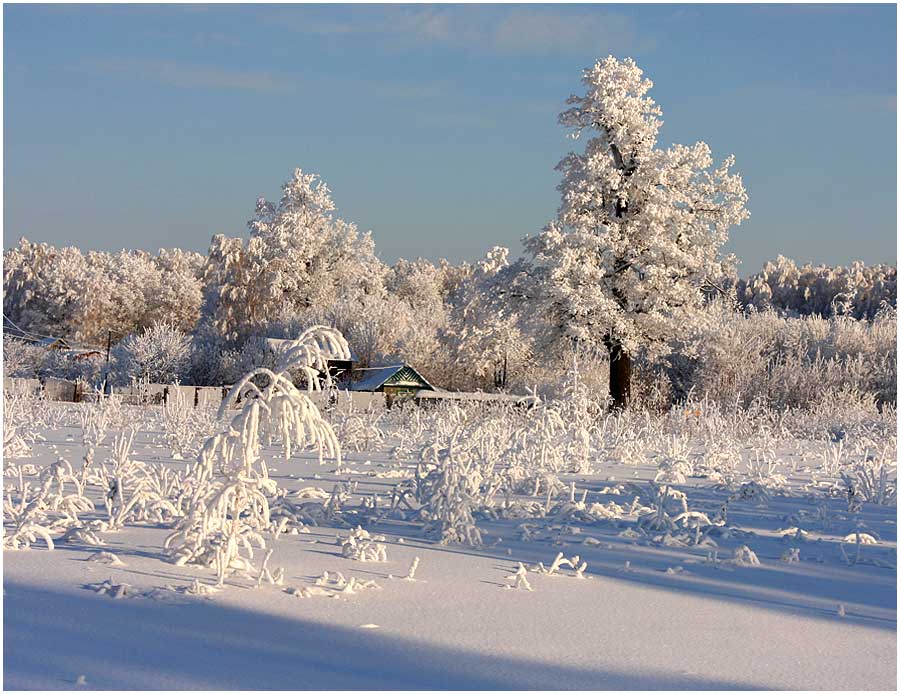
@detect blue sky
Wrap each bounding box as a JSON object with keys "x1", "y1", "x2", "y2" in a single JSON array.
[{"x1": 4, "y1": 3, "x2": 896, "y2": 273}]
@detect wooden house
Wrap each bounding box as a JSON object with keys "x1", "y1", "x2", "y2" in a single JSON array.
[
  {"x1": 36, "y1": 336, "x2": 71, "y2": 351},
  {"x1": 349, "y1": 364, "x2": 434, "y2": 406}
]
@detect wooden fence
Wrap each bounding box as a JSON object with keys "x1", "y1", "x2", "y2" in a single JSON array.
[{"x1": 3, "y1": 377, "x2": 386, "y2": 411}]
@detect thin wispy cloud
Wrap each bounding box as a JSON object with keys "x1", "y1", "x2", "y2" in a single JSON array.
[
  {"x1": 276, "y1": 6, "x2": 650, "y2": 55},
  {"x1": 90, "y1": 59, "x2": 295, "y2": 93},
  {"x1": 493, "y1": 9, "x2": 647, "y2": 54}
]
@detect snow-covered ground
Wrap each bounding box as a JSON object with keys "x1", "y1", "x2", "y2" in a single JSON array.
[{"x1": 4, "y1": 395, "x2": 897, "y2": 690}]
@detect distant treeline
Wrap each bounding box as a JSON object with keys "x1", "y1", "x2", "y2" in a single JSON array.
[{"x1": 736, "y1": 256, "x2": 896, "y2": 320}]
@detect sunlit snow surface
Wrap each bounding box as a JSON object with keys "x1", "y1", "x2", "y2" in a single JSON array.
[{"x1": 4, "y1": 401, "x2": 896, "y2": 690}]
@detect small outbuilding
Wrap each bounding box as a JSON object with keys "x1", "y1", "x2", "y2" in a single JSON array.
[
  {"x1": 349, "y1": 364, "x2": 434, "y2": 405},
  {"x1": 36, "y1": 336, "x2": 71, "y2": 351}
]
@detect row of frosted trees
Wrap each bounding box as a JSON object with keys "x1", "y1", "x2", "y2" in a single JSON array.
[{"x1": 4, "y1": 57, "x2": 896, "y2": 407}]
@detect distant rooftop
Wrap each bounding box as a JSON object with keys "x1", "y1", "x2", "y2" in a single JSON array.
[{"x1": 349, "y1": 364, "x2": 434, "y2": 392}]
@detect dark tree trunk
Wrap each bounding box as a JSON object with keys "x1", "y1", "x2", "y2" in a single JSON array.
[{"x1": 608, "y1": 342, "x2": 632, "y2": 410}]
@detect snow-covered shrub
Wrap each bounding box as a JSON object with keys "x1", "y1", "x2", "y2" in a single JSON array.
[
  {"x1": 637, "y1": 482, "x2": 688, "y2": 532},
  {"x1": 667, "y1": 302, "x2": 897, "y2": 410},
  {"x1": 840, "y1": 528, "x2": 880, "y2": 566},
  {"x1": 506, "y1": 563, "x2": 533, "y2": 591},
  {"x1": 2, "y1": 336, "x2": 47, "y2": 377},
  {"x1": 113, "y1": 321, "x2": 192, "y2": 385},
  {"x1": 39, "y1": 457, "x2": 95, "y2": 527},
  {"x1": 738, "y1": 256, "x2": 896, "y2": 320},
  {"x1": 3, "y1": 426, "x2": 32, "y2": 459},
  {"x1": 746, "y1": 447, "x2": 786, "y2": 488},
  {"x1": 40, "y1": 348, "x2": 105, "y2": 386},
  {"x1": 332, "y1": 410, "x2": 385, "y2": 452},
  {"x1": 654, "y1": 436, "x2": 695, "y2": 484},
  {"x1": 529, "y1": 552, "x2": 588, "y2": 578},
  {"x1": 780, "y1": 548, "x2": 800, "y2": 564}
]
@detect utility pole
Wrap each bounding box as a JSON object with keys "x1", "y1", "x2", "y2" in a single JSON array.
[{"x1": 103, "y1": 329, "x2": 112, "y2": 396}]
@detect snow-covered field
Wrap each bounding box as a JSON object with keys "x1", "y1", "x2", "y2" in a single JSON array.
[{"x1": 4, "y1": 371, "x2": 896, "y2": 691}]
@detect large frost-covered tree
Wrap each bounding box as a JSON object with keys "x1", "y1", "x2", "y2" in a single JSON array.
[
  {"x1": 3, "y1": 238, "x2": 204, "y2": 347},
  {"x1": 3, "y1": 238, "x2": 89, "y2": 341},
  {"x1": 442, "y1": 247, "x2": 532, "y2": 390},
  {"x1": 200, "y1": 168, "x2": 385, "y2": 344},
  {"x1": 525, "y1": 56, "x2": 749, "y2": 408}
]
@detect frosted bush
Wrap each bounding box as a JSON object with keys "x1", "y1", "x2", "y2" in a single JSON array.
[
  {"x1": 529, "y1": 552, "x2": 588, "y2": 579},
  {"x1": 840, "y1": 528, "x2": 880, "y2": 566},
  {"x1": 113, "y1": 321, "x2": 193, "y2": 385},
  {"x1": 780, "y1": 548, "x2": 800, "y2": 564},
  {"x1": 332, "y1": 410, "x2": 385, "y2": 452},
  {"x1": 4, "y1": 426, "x2": 32, "y2": 459},
  {"x1": 39, "y1": 457, "x2": 94, "y2": 528},
  {"x1": 59, "y1": 522, "x2": 106, "y2": 546},
  {"x1": 255, "y1": 549, "x2": 285, "y2": 587},
  {"x1": 222, "y1": 325, "x2": 349, "y2": 461},
  {"x1": 746, "y1": 450, "x2": 786, "y2": 488},
  {"x1": 4, "y1": 388, "x2": 52, "y2": 431},
  {"x1": 2, "y1": 335, "x2": 47, "y2": 378},
  {"x1": 672, "y1": 510, "x2": 714, "y2": 546},
  {"x1": 654, "y1": 436, "x2": 695, "y2": 484},
  {"x1": 638, "y1": 482, "x2": 688, "y2": 533}
]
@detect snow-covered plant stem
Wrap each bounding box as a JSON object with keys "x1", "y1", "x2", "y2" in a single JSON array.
[{"x1": 165, "y1": 326, "x2": 349, "y2": 584}]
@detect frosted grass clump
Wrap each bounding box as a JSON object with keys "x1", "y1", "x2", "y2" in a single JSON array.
[
  {"x1": 39, "y1": 457, "x2": 95, "y2": 528},
  {"x1": 89, "y1": 430, "x2": 179, "y2": 531},
  {"x1": 340, "y1": 527, "x2": 388, "y2": 562},
  {"x1": 731, "y1": 545, "x2": 761, "y2": 567},
  {"x1": 163, "y1": 385, "x2": 217, "y2": 459},
  {"x1": 506, "y1": 563, "x2": 533, "y2": 591},
  {"x1": 780, "y1": 548, "x2": 800, "y2": 564},
  {"x1": 841, "y1": 452, "x2": 897, "y2": 507},
  {"x1": 165, "y1": 326, "x2": 348, "y2": 586},
  {"x1": 417, "y1": 431, "x2": 484, "y2": 546},
  {"x1": 529, "y1": 552, "x2": 588, "y2": 579},
  {"x1": 79, "y1": 403, "x2": 111, "y2": 449},
  {"x1": 839, "y1": 529, "x2": 879, "y2": 566}
]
